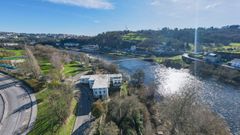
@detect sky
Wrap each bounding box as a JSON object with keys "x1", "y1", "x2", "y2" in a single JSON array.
[{"x1": 0, "y1": 0, "x2": 239, "y2": 35}]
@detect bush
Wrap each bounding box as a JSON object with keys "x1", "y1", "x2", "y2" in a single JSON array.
[{"x1": 92, "y1": 101, "x2": 105, "y2": 118}]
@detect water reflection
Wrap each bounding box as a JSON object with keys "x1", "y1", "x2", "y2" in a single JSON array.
[
  {"x1": 151, "y1": 64, "x2": 240, "y2": 135},
  {"x1": 90, "y1": 54, "x2": 240, "y2": 135}
]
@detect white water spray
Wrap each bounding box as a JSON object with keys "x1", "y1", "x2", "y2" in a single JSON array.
[
  {"x1": 194, "y1": 0, "x2": 199, "y2": 53},
  {"x1": 194, "y1": 0, "x2": 199, "y2": 75}
]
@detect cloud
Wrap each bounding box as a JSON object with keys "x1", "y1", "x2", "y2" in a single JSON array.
[
  {"x1": 150, "y1": 0, "x2": 224, "y2": 11},
  {"x1": 205, "y1": 2, "x2": 221, "y2": 9},
  {"x1": 45, "y1": 0, "x2": 114, "y2": 9}
]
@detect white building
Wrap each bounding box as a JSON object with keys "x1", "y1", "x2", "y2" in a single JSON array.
[
  {"x1": 80, "y1": 74, "x2": 122, "y2": 98},
  {"x1": 3, "y1": 43, "x2": 19, "y2": 46},
  {"x1": 230, "y1": 59, "x2": 240, "y2": 68},
  {"x1": 130, "y1": 46, "x2": 136, "y2": 51}
]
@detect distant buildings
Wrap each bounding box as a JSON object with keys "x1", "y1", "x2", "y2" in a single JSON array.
[
  {"x1": 81, "y1": 44, "x2": 99, "y2": 52},
  {"x1": 2, "y1": 43, "x2": 19, "y2": 46},
  {"x1": 204, "y1": 53, "x2": 221, "y2": 63},
  {"x1": 229, "y1": 59, "x2": 240, "y2": 68},
  {"x1": 80, "y1": 74, "x2": 122, "y2": 98},
  {"x1": 64, "y1": 43, "x2": 80, "y2": 47}
]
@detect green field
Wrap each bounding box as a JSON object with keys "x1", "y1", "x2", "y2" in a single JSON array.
[
  {"x1": 39, "y1": 59, "x2": 52, "y2": 74},
  {"x1": 64, "y1": 61, "x2": 91, "y2": 77},
  {"x1": 0, "y1": 48, "x2": 24, "y2": 57},
  {"x1": 122, "y1": 33, "x2": 147, "y2": 41},
  {"x1": 205, "y1": 42, "x2": 240, "y2": 53},
  {"x1": 154, "y1": 55, "x2": 182, "y2": 64}
]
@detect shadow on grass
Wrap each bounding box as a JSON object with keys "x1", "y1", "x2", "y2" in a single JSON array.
[{"x1": 29, "y1": 114, "x2": 61, "y2": 135}]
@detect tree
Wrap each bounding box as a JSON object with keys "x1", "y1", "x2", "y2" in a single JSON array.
[
  {"x1": 24, "y1": 46, "x2": 41, "y2": 79},
  {"x1": 131, "y1": 69, "x2": 145, "y2": 88},
  {"x1": 102, "y1": 121, "x2": 120, "y2": 135},
  {"x1": 50, "y1": 52, "x2": 64, "y2": 81},
  {"x1": 157, "y1": 88, "x2": 231, "y2": 135},
  {"x1": 92, "y1": 101, "x2": 105, "y2": 118}
]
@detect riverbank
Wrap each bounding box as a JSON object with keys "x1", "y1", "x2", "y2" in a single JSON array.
[
  {"x1": 182, "y1": 54, "x2": 240, "y2": 85},
  {"x1": 85, "y1": 52, "x2": 240, "y2": 135}
]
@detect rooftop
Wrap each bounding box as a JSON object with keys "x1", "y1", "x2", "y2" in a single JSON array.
[
  {"x1": 92, "y1": 75, "x2": 109, "y2": 89},
  {"x1": 80, "y1": 74, "x2": 122, "y2": 89},
  {"x1": 231, "y1": 58, "x2": 240, "y2": 63},
  {"x1": 208, "y1": 53, "x2": 217, "y2": 57}
]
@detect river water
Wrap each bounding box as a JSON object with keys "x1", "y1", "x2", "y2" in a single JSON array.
[{"x1": 90, "y1": 54, "x2": 240, "y2": 135}]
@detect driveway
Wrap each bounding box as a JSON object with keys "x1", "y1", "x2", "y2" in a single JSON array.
[
  {"x1": 0, "y1": 73, "x2": 37, "y2": 135},
  {"x1": 72, "y1": 83, "x2": 94, "y2": 135}
]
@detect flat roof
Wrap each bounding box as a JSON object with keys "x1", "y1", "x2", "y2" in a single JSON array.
[
  {"x1": 208, "y1": 53, "x2": 217, "y2": 57},
  {"x1": 108, "y1": 74, "x2": 122, "y2": 77},
  {"x1": 80, "y1": 74, "x2": 122, "y2": 89},
  {"x1": 92, "y1": 75, "x2": 109, "y2": 89}
]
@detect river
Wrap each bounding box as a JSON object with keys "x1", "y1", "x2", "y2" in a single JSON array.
[
  {"x1": 66, "y1": 50, "x2": 240, "y2": 134},
  {"x1": 89, "y1": 54, "x2": 240, "y2": 135}
]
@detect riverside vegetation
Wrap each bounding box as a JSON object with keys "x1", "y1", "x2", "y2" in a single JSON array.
[
  {"x1": 87, "y1": 66, "x2": 231, "y2": 135},
  {"x1": 0, "y1": 45, "x2": 231, "y2": 135}
]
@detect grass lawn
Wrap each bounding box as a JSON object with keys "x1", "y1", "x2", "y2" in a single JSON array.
[
  {"x1": 64, "y1": 61, "x2": 91, "y2": 77},
  {"x1": 122, "y1": 33, "x2": 147, "y2": 41},
  {"x1": 57, "y1": 99, "x2": 77, "y2": 135},
  {"x1": 0, "y1": 48, "x2": 24, "y2": 57},
  {"x1": 206, "y1": 42, "x2": 240, "y2": 53},
  {"x1": 28, "y1": 89, "x2": 57, "y2": 135},
  {"x1": 29, "y1": 88, "x2": 77, "y2": 135},
  {"x1": 38, "y1": 59, "x2": 52, "y2": 75},
  {"x1": 154, "y1": 55, "x2": 182, "y2": 64}
]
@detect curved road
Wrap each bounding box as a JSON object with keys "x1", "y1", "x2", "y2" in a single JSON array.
[{"x1": 0, "y1": 73, "x2": 37, "y2": 135}]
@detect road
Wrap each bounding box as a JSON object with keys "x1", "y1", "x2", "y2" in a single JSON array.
[
  {"x1": 0, "y1": 73, "x2": 37, "y2": 135},
  {"x1": 72, "y1": 83, "x2": 93, "y2": 135}
]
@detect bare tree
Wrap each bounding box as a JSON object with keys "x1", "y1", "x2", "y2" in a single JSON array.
[
  {"x1": 24, "y1": 46, "x2": 41, "y2": 79},
  {"x1": 157, "y1": 88, "x2": 231, "y2": 135},
  {"x1": 50, "y1": 52, "x2": 64, "y2": 81}
]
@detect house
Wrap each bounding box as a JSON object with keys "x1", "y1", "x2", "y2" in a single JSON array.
[
  {"x1": 229, "y1": 59, "x2": 240, "y2": 68},
  {"x1": 130, "y1": 46, "x2": 136, "y2": 51},
  {"x1": 79, "y1": 74, "x2": 122, "y2": 98},
  {"x1": 204, "y1": 53, "x2": 221, "y2": 63}
]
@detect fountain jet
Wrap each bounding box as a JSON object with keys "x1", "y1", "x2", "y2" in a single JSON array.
[{"x1": 194, "y1": 0, "x2": 199, "y2": 54}]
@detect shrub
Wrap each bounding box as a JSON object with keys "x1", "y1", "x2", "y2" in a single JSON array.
[{"x1": 92, "y1": 101, "x2": 105, "y2": 118}]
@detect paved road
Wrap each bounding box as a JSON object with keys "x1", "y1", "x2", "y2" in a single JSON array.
[
  {"x1": 0, "y1": 94, "x2": 3, "y2": 122},
  {"x1": 72, "y1": 83, "x2": 93, "y2": 135},
  {"x1": 0, "y1": 73, "x2": 37, "y2": 135}
]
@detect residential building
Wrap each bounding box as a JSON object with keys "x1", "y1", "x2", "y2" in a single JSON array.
[
  {"x1": 229, "y1": 59, "x2": 240, "y2": 68},
  {"x1": 79, "y1": 74, "x2": 122, "y2": 98},
  {"x1": 204, "y1": 53, "x2": 221, "y2": 63},
  {"x1": 130, "y1": 46, "x2": 136, "y2": 51}
]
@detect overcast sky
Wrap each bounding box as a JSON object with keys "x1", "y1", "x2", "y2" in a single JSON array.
[{"x1": 0, "y1": 0, "x2": 239, "y2": 35}]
